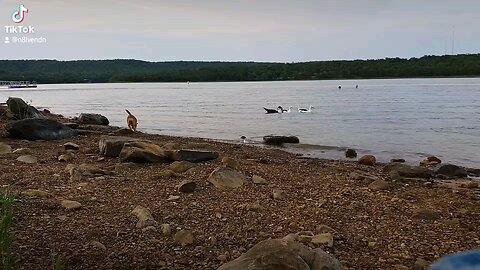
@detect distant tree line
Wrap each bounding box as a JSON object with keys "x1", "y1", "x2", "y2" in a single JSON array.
[{"x1": 0, "y1": 54, "x2": 479, "y2": 84}]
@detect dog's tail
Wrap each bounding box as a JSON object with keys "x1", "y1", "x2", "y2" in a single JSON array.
[{"x1": 125, "y1": 109, "x2": 132, "y2": 116}]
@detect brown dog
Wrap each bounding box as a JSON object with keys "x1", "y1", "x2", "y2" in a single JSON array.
[{"x1": 125, "y1": 109, "x2": 138, "y2": 132}]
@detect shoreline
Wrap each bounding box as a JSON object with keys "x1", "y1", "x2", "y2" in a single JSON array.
[{"x1": 1, "y1": 108, "x2": 480, "y2": 269}]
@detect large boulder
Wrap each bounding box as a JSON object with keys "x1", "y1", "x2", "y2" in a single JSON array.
[
  {"x1": 5, "y1": 118, "x2": 77, "y2": 140},
  {"x1": 78, "y1": 113, "x2": 109, "y2": 125},
  {"x1": 434, "y1": 164, "x2": 468, "y2": 179},
  {"x1": 383, "y1": 163, "x2": 434, "y2": 179},
  {"x1": 263, "y1": 135, "x2": 300, "y2": 145},
  {"x1": 119, "y1": 141, "x2": 170, "y2": 163},
  {"x1": 208, "y1": 167, "x2": 247, "y2": 189},
  {"x1": 169, "y1": 149, "x2": 219, "y2": 163},
  {"x1": 6, "y1": 97, "x2": 43, "y2": 119},
  {"x1": 218, "y1": 238, "x2": 343, "y2": 270},
  {"x1": 98, "y1": 136, "x2": 148, "y2": 157}
]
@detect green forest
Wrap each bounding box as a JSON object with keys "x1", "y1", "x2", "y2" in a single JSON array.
[{"x1": 0, "y1": 54, "x2": 479, "y2": 83}]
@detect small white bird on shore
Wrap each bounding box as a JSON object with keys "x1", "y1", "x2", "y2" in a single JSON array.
[{"x1": 298, "y1": 106, "x2": 313, "y2": 113}]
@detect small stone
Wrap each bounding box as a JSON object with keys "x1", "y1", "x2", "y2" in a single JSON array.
[
  {"x1": 61, "y1": 200, "x2": 82, "y2": 210},
  {"x1": 358, "y1": 155, "x2": 376, "y2": 166},
  {"x1": 177, "y1": 180, "x2": 196, "y2": 193},
  {"x1": 142, "y1": 226, "x2": 157, "y2": 232},
  {"x1": 89, "y1": 241, "x2": 106, "y2": 251},
  {"x1": 169, "y1": 161, "x2": 196, "y2": 173},
  {"x1": 252, "y1": 175, "x2": 267, "y2": 184},
  {"x1": 272, "y1": 189, "x2": 285, "y2": 200},
  {"x1": 311, "y1": 233, "x2": 334, "y2": 247},
  {"x1": 58, "y1": 153, "x2": 74, "y2": 162},
  {"x1": 131, "y1": 205, "x2": 157, "y2": 228},
  {"x1": 246, "y1": 203, "x2": 265, "y2": 212},
  {"x1": 368, "y1": 179, "x2": 389, "y2": 191},
  {"x1": 413, "y1": 208, "x2": 440, "y2": 220},
  {"x1": 167, "y1": 195, "x2": 181, "y2": 201},
  {"x1": 368, "y1": 241, "x2": 377, "y2": 249},
  {"x1": 315, "y1": 225, "x2": 338, "y2": 236},
  {"x1": 17, "y1": 155, "x2": 37, "y2": 164},
  {"x1": 161, "y1": 224, "x2": 172, "y2": 236},
  {"x1": 413, "y1": 258, "x2": 431, "y2": 270},
  {"x1": 393, "y1": 265, "x2": 409, "y2": 270},
  {"x1": 218, "y1": 254, "x2": 228, "y2": 262},
  {"x1": 215, "y1": 213, "x2": 222, "y2": 219},
  {"x1": 22, "y1": 189, "x2": 53, "y2": 198},
  {"x1": 0, "y1": 143, "x2": 12, "y2": 154},
  {"x1": 222, "y1": 157, "x2": 240, "y2": 170},
  {"x1": 345, "y1": 148, "x2": 357, "y2": 158},
  {"x1": 174, "y1": 230, "x2": 194, "y2": 246},
  {"x1": 64, "y1": 142, "x2": 80, "y2": 151},
  {"x1": 391, "y1": 158, "x2": 406, "y2": 163}
]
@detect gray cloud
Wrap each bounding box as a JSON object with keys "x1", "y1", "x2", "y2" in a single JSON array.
[{"x1": 0, "y1": 0, "x2": 479, "y2": 61}]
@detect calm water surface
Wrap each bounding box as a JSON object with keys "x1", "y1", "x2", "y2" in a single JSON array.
[{"x1": 1, "y1": 78, "x2": 479, "y2": 167}]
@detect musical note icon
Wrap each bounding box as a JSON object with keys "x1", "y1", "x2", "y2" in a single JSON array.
[{"x1": 11, "y1": 4, "x2": 28, "y2": 24}]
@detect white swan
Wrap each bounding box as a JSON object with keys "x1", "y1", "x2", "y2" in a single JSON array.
[{"x1": 298, "y1": 106, "x2": 313, "y2": 113}]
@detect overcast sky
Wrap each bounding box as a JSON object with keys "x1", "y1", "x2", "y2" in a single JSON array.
[{"x1": 1, "y1": 0, "x2": 479, "y2": 62}]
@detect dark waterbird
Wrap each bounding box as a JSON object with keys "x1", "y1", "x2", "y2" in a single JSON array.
[{"x1": 264, "y1": 106, "x2": 284, "y2": 114}]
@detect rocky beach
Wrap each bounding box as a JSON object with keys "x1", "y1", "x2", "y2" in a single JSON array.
[{"x1": 1, "y1": 98, "x2": 480, "y2": 270}]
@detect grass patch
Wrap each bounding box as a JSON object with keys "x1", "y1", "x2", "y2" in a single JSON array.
[{"x1": 0, "y1": 187, "x2": 15, "y2": 270}]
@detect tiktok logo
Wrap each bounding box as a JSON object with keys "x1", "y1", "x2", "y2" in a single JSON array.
[{"x1": 11, "y1": 4, "x2": 28, "y2": 23}]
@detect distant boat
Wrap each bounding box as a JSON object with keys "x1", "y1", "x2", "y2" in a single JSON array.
[{"x1": 1, "y1": 81, "x2": 37, "y2": 89}]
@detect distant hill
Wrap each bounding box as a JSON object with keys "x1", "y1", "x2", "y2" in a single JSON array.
[{"x1": 0, "y1": 54, "x2": 479, "y2": 83}]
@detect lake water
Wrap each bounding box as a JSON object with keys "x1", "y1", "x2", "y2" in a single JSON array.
[{"x1": 1, "y1": 78, "x2": 479, "y2": 167}]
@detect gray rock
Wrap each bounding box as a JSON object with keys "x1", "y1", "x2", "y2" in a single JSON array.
[
  {"x1": 368, "y1": 179, "x2": 389, "y2": 191},
  {"x1": 383, "y1": 163, "x2": 434, "y2": 179},
  {"x1": 131, "y1": 205, "x2": 157, "y2": 228},
  {"x1": 78, "y1": 113, "x2": 109, "y2": 125},
  {"x1": 208, "y1": 167, "x2": 247, "y2": 189},
  {"x1": 434, "y1": 164, "x2": 468, "y2": 178},
  {"x1": 169, "y1": 161, "x2": 196, "y2": 173},
  {"x1": 5, "y1": 119, "x2": 77, "y2": 140},
  {"x1": 252, "y1": 175, "x2": 267, "y2": 184},
  {"x1": 174, "y1": 230, "x2": 194, "y2": 246},
  {"x1": 218, "y1": 238, "x2": 342, "y2": 270},
  {"x1": 263, "y1": 135, "x2": 300, "y2": 145},
  {"x1": 17, "y1": 155, "x2": 37, "y2": 164},
  {"x1": 170, "y1": 149, "x2": 219, "y2": 163},
  {"x1": 63, "y1": 142, "x2": 80, "y2": 151},
  {"x1": 6, "y1": 97, "x2": 43, "y2": 119},
  {"x1": 119, "y1": 141, "x2": 170, "y2": 163},
  {"x1": 0, "y1": 143, "x2": 12, "y2": 154},
  {"x1": 98, "y1": 136, "x2": 150, "y2": 157}
]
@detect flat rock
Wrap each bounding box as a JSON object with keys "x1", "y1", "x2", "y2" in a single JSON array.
[
  {"x1": 252, "y1": 175, "x2": 267, "y2": 184},
  {"x1": 170, "y1": 149, "x2": 219, "y2": 163},
  {"x1": 17, "y1": 155, "x2": 37, "y2": 164},
  {"x1": 272, "y1": 189, "x2": 286, "y2": 200},
  {"x1": 78, "y1": 113, "x2": 109, "y2": 125},
  {"x1": 222, "y1": 157, "x2": 240, "y2": 169},
  {"x1": 208, "y1": 167, "x2": 247, "y2": 189},
  {"x1": 61, "y1": 200, "x2": 82, "y2": 210},
  {"x1": 174, "y1": 230, "x2": 194, "y2": 246},
  {"x1": 218, "y1": 238, "x2": 343, "y2": 270},
  {"x1": 119, "y1": 141, "x2": 170, "y2": 163},
  {"x1": 169, "y1": 161, "x2": 196, "y2": 173},
  {"x1": 368, "y1": 179, "x2": 389, "y2": 191},
  {"x1": 58, "y1": 153, "x2": 74, "y2": 162},
  {"x1": 161, "y1": 224, "x2": 172, "y2": 236},
  {"x1": 22, "y1": 189, "x2": 53, "y2": 198},
  {"x1": 0, "y1": 143, "x2": 12, "y2": 154},
  {"x1": 5, "y1": 118, "x2": 77, "y2": 140},
  {"x1": 99, "y1": 136, "x2": 149, "y2": 157},
  {"x1": 413, "y1": 208, "x2": 440, "y2": 220},
  {"x1": 383, "y1": 163, "x2": 434, "y2": 179},
  {"x1": 63, "y1": 142, "x2": 80, "y2": 151},
  {"x1": 12, "y1": 148, "x2": 30, "y2": 154},
  {"x1": 350, "y1": 171, "x2": 381, "y2": 184},
  {"x1": 167, "y1": 195, "x2": 181, "y2": 201},
  {"x1": 358, "y1": 155, "x2": 376, "y2": 166},
  {"x1": 177, "y1": 180, "x2": 196, "y2": 193},
  {"x1": 263, "y1": 135, "x2": 300, "y2": 145}
]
